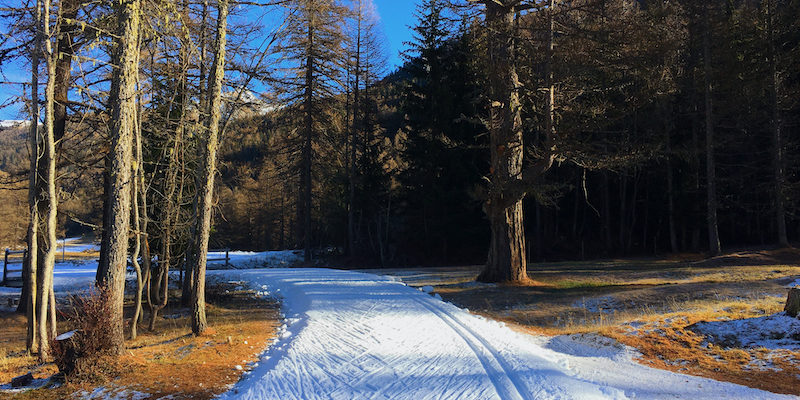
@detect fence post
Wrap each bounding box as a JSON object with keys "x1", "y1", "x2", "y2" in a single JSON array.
[
  {"x1": 3, "y1": 248, "x2": 8, "y2": 285},
  {"x1": 225, "y1": 249, "x2": 230, "y2": 267}
]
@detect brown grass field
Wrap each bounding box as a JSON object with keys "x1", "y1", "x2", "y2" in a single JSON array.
[{"x1": 0, "y1": 281, "x2": 280, "y2": 399}]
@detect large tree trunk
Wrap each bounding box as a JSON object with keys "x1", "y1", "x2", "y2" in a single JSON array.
[
  {"x1": 191, "y1": 0, "x2": 228, "y2": 336},
  {"x1": 478, "y1": 2, "x2": 527, "y2": 283},
  {"x1": 97, "y1": 0, "x2": 140, "y2": 355},
  {"x1": 703, "y1": 4, "x2": 721, "y2": 256}
]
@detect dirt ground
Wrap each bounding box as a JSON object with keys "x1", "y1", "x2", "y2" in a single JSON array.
[
  {"x1": 363, "y1": 247, "x2": 800, "y2": 396},
  {"x1": 0, "y1": 280, "x2": 280, "y2": 400}
]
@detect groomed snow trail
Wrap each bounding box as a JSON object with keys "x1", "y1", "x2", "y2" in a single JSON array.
[{"x1": 216, "y1": 269, "x2": 795, "y2": 400}]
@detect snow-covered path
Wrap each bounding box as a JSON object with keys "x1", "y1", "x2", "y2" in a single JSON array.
[{"x1": 216, "y1": 268, "x2": 794, "y2": 400}]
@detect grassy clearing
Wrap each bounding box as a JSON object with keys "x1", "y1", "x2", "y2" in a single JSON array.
[
  {"x1": 390, "y1": 248, "x2": 800, "y2": 396},
  {"x1": 0, "y1": 282, "x2": 280, "y2": 400}
]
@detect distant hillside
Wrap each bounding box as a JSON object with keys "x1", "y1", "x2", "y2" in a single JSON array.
[{"x1": 0, "y1": 123, "x2": 29, "y2": 174}]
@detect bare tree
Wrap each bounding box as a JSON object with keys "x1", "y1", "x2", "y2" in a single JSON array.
[
  {"x1": 190, "y1": 0, "x2": 229, "y2": 336},
  {"x1": 24, "y1": 0, "x2": 42, "y2": 355},
  {"x1": 97, "y1": 0, "x2": 141, "y2": 354}
]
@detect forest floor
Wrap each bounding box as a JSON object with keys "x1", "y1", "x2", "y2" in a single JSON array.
[
  {"x1": 361, "y1": 247, "x2": 800, "y2": 396},
  {"x1": 0, "y1": 280, "x2": 280, "y2": 400}
]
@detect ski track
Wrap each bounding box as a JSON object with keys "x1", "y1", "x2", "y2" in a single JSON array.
[{"x1": 213, "y1": 268, "x2": 795, "y2": 400}]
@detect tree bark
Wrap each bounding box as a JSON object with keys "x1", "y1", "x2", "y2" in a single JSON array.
[
  {"x1": 97, "y1": 0, "x2": 140, "y2": 355},
  {"x1": 34, "y1": 0, "x2": 59, "y2": 362},
  {"x1": 191, "y1": 0, "x2": 228, "y2": 336},
  {"x1": 478, "y1": 1, "x2": 528, "y2": 283}
]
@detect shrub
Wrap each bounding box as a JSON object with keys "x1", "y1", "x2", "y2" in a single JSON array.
[{"x1": 51, "y1": 287, "x2": 121, "y2": 383}]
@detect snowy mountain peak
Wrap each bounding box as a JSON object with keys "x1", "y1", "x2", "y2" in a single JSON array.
[{"x1": 0, "y1": 120, "x2": 29, "y2": 128}]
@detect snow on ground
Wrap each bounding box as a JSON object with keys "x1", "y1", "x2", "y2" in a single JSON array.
[
  {"x1": 690, "y1": 313, "x2": 800, "y2": 350},
  {"x1": 56, "y1": 237, "x2": 101, "y2": 253},
  {"x1": 0, "y1": 261, "x2": 97, "y2": 298},
  {"x1": 207, "y1": 250, "x2": 303, "y2": 269},
  {"x1": 214, "y1": 268, "x2": 794, "y2": 400}
]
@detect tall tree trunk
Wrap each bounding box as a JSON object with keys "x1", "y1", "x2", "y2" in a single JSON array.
[
  {"x1": 23, "y1": 0, "x2": 42, "y2": 353},
  {"x1": 36, "y1": 0, "x2": 58, "y2": 361},
  {"x1": 348, "y1": 7, "x2": 362, "y2": 258},
  {"x1": 767, "y1": 0, "x2": 788, "y2": 247},
  {"x1": 301, "y1": 21, "x2": 315, "y2": 263},
  {"x1": 703, "y1": 4, "x2": 721, "y2": 256},
  {"x1": 97, "y1": 0, "x2": 140, "y2": 355},
  {"x1": 130, "y1": 63, "x2": 145, "y2": 340},
  {"x1": 665, "y1": 113, "x2": 678, "y2": 253},
  {"x1": 478, "y1": 2, "x2": 527, "y2": 283},
  {"x1": 191, "y1": 0, "x2": 228, "y2": 336}
]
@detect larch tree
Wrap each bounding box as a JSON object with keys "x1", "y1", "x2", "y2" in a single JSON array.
[
  {"x1": 461, "y1": 0, "x2": 558, "y2": 283},
  {"x1": 36, "y1": 0, "x2": 60, "y2": 361},
  {"x1": 24, "y1": 0, "x2": 42, "y2": 355},
  {"x1": 189, "y1": 0, "x2": 229, "y2": 336},
  {"x1": 279, "y1": 0, "x2": 346, "y2": 262},
  {"x1": 97, "y1": 0, "x2": 140, "y2": 354}
]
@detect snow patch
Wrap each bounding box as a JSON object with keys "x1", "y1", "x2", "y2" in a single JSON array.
[{"x1": 690, "y1": 313, "x2": 800, "y2": 350}]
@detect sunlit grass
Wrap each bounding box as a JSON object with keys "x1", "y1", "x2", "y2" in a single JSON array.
[{"x1": 0, "y1": 284, "x2": 280, "y2": 400}]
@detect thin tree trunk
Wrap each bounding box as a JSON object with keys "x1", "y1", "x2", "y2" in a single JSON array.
[
  {"x1": 767, "y1": 0, "x2": 788, "y2": 247},
  {"x1": 348, "y1": 3, "x2": 362, "y2": 258},
  {"x1": 301, "y1": 21, "x2": 315, "y2": 263},
  {"x1": 130, "y1": 63, "x2": 145, "y2": 339},
  {"x1": 665, "y1": 121, "x2": 678, "y2": 253},
  {"x1": 191, "y1": 0, "x2": 228, "y2": 335},
  {"x1": 703, "y1": 4, "x2": 721, "y2": 255},
  {"x1": 97, "y1": 0, "x2": 140, "y2": 355},
  {"x1": 23, "y1": 0, "x2": 42, "y2": 354},
  {"x1": 35, "y1": 0, "x2": 59, "y2": 361}
]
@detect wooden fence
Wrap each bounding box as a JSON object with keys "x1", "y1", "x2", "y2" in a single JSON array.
[{"x1": 2, "y1": 248, "x2": 27, "y2": 287}]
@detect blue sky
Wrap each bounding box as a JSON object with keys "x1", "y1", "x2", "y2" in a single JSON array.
[
  {"x1": 0, "y1": 0, "x2": 419, "y2": 120},
  {"x1": 373, "y1": 0, "x2": 418, "y2": 70}
]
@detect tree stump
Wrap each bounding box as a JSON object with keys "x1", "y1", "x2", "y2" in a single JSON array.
[
  {"x1": 53, "y1": 330, "x2": 79, "y2": 376},
  {"x1": 786, "y1": 288, "x2": 800, "y2": 318}
]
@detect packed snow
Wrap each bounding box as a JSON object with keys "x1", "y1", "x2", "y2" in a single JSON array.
[{"x1": 214, "y1": 268, "x2": 793, "y2": 400}]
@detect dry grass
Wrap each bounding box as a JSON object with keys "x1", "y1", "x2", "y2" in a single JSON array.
[{"x1": 0, "y1": 282, "x2": 280, "y2": 400}]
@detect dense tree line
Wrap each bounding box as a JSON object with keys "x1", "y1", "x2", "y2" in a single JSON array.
[{"x1": 213, "y1": 0, "x2": 799, "y2": 270}]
